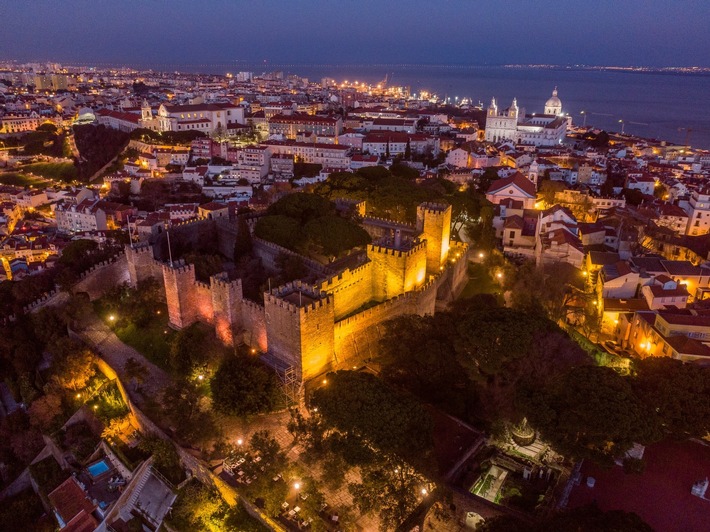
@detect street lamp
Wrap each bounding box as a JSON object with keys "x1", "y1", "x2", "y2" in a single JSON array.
[
  {"x1": 108, "y1": 314, "x2": 116, "y2": 322},
  {"x1": 294, "y1": 482, "x2": 301, "y2": 490},
  {"x1": 580, "y1": 110, "x2": 587, "y2": 127},
  {"x1": 496, "y1": 272, "x2": 503, "y2": 279},
  {"x1": 619, "y1": 119, "x2": 625, "y2": 135},
  {"x1": 237, "y1": 438, "x2": 243, "y2": 446}
]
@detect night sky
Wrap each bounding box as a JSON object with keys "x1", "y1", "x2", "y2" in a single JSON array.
[{"x1": 1, "y1": 0, "x2": 709, "y2": 67}]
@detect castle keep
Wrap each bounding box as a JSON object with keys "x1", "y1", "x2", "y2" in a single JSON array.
[{"x1": 126, "y1": 202, "x2": 468, "y2": 382}]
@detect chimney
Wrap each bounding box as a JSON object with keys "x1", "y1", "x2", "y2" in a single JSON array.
[{"x1": 394, "y1": 229, "x2": 402, "y2": 249}]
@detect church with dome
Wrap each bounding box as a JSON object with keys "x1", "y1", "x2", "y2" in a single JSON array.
[{"x1": 484, "y1": 88, "x2": 570, "y2": 147}]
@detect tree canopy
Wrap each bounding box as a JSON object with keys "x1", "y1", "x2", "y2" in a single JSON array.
[
  {"x1": 210, "y1": 354, "x2": 282, "y2": 417},
  {"x1": 254, "y1": 193, "x2": 371, "y2": 259},
  {"x1": 309, "y1": 371, "x2": 434, "y2": 467}
]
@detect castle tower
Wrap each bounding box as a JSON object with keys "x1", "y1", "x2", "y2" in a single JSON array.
[
  {"x1": 125, "y1": 243, "x2": 157, "y2": 287},
  {"x1": 210, "y1": 273, "x2": 243, "y2": 346},
  {"x1": 264, "y1": 282, "x2": 335, "y2": 381},
  {"x1": 416, "y1": 203, "x2": 452, "y2": 275},
  {"x1": 369, "y1": 239, "x2": 427, "y2": 301},
  {"x1": 163, "y1": 262, "x2": 199, "y2": 329}
]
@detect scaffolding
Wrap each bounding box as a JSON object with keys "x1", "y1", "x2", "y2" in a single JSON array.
[{"x1": 279, "y1": 365, "x2": 303, "y2": 406}]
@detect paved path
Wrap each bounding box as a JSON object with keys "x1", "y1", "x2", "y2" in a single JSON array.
[{"x1": 77, "y1": 316, "x2": 172, "y2": 404}]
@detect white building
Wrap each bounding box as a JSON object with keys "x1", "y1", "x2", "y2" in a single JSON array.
[
  {"x1": 140, "y1": 101, "x2": 245, "y2": 134},
  {"x1": 484, "y1": 89, "x2": 569, "y2": 147}
]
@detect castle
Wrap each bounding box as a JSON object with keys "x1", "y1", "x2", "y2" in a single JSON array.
[
  {"x1": 126, "y1": 202, "x2": 468, "y2": 382},
  {"x1": 484, "y1": 88, "x2": 570, "y2": 147}
]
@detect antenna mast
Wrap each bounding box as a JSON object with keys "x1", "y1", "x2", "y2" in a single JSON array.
[{"x1": 166, "y1": 229, "x2": 173, "y2": 266}]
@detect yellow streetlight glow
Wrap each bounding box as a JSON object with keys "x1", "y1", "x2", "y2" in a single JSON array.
[
  {"x1": 322, "y1": 378, "x2": 328, "y2": 385},
  {"x1": 237, "y1": 438, "x2": 243, "y2": 445},
  {"x1": 198, "y1": 375, "x2": 204, "y2": 381},
  {"x1": 421, "y1": 488, "x2": 428, "y2": 495},
  {"x1": 496, "y1": 272, "x2": 503, "y2": 279},
  {"x1": 294, "y1": 482, "x2": 301, "y2": 490},
  {"x1": 108, "y1": 315, "x2": 116, "y2": 321}
]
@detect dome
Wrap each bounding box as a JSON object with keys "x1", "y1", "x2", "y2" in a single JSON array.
[
  {"x1": 545, "y1": 88, "x2": 561, "y2": 108},
  {"x1": 544, "y1": 87, "x2": 562, "y2": 115}
]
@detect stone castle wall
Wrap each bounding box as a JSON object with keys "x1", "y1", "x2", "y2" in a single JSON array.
[
  {"x1": 210, "y1": 273, "x2": 243, "y2": 345},
  {"x1": 253, "y1": 237, "x2": 332, "y2": 277},
  {"x1": 417, "y1": 203, "x2": 452, "y2": 274},
  {"x1": 314, "y1": 261, "x2": 374, "y2": 320},
  {"x1": 369, "y1": 241, "x2": 427, "y2": 302},
  {"x1": 125, "y1": 202, "x2": 467, "y2": 382},
  {"x1": 263, "y1": 281, "x2": 334, "y2": 379},
  {"x1": 125, "y1": 243, "x2": 162, "y2": 287},
  {"x1": 241, "y1": 300, "x2": 268, "y2": 352}
]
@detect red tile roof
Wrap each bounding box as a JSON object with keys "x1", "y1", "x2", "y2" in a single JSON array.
[
  {"x1": 48, "y1": 477, "x2": 96, "y2": 526},
  {"x1": 486, "y1": 172, "x2": 536, "y2": 197}
]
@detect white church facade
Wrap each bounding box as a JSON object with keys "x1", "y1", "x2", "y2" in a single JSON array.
[
  {"x1": 484, "y1": 88, "x2": 570, "y2": 147},
  {"x1": 139, "y1": 100, "x2": 245, "y2": 134}
]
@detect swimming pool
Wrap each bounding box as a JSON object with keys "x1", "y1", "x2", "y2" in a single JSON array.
[{"x1": 87, "y1": 459, "x2": 110, "y2": 478}]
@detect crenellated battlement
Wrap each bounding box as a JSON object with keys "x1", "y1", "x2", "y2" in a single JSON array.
[
  {"x1": 162, "y1": 260, "x2": 194, "y2": 276},
  {"x1": 362, "y1": 215, "x2": 417, "y2": 230},
  {"x1": 265, "y1": 280, "x2": 332, "y2": 315},
  {"x1": 417, "y1": 202, "x2": 451, "y2": 216},
  {"x1": 368, "y1": 238, "x2": 426, "y2": 258},
  {"x1": 194, "y1": 279, "x2": 210, "y2": 290},
  {"x1": 315, "y1": 260, "x2": 372, "y2": 290},
  {"x1": 210, "y1": 272, "x2": 242, "y2": 291},
  {"x1": 127, "y1": 242, "x2": 153, "y2": 255}
]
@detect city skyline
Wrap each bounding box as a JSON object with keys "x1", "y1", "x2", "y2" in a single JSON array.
[{"x1": 2, "y1": 0, "x2": 710, "y2": 67}]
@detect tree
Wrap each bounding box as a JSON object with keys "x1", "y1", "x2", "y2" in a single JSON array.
[
  {"x1": 50, "y1": 344, "x2": 96, "y2": 392},
  {"x1": 303, "y1": 215, "x2": 371, "y2": 257},
  {"x1": 267, "y1": 192, "x2": 335, "y2": 222},
  {"x1": 309, "y1": 371, "x2": 434, "y2": 468},
  {"x1": 539, "y1": 179, "x2": 565, "y2": 208},
  {"x1": 633, "y1": 358, "x2": 710, "y2": 438},
  {"x1": 476, "y1": 167, "x2": 499, "y2": 194},
  {"x1": 138, "y1": 435, "x2": 182, "y2": 476},
  {"x1": 233, "y1": 216, "x2": 253, "y2": 261},
  {"x1": 210, "y1": 355, "x2": 281, "y2": 417},
  {"x1": 169, "y1": 324, "x2": 212, "y2": 376},
  {"x1": 123, "y1": 357, "x2": 148, "y2": 392},
  {"x1": 404, "y1": 139, "x2": 411, "y2": 159},
  {"x1": 275, "y1": 252, "x2": 307, "y2": 284},
  {"x1": 349, "y1": 459, "x2": 426, "y2": 532},
  {"x1": 162, "y1": 380, "x2": 220, "y2": 448},
  {"x1": 28, "y1": 393, "x2": 63, "y2": 431},
  {"x1": 522, "y1": 366, "x2": 662, "y2": 463}
]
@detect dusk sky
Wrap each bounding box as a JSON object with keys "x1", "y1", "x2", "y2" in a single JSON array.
[{"x1": 1, "y1": 0, "x2": 710, "y2": 67}]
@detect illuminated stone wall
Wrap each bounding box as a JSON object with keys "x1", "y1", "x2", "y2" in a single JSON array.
[
  {"x1": 163, "y1": 263, "x2": 201, "y2": 329},
  {"x1": 417, "y1": 203, "x2": 452, "y2": 274},
  {"x1": 125, "y1": 243, "x2": 162, "y2": 287},
  {"x1": 314, "y1": 261, "x2": 374, "y2": 320},
  {"x1": 263, "y1": 282, "x2": 335, "y2": 379},
  {"x1": 241, "y1": 300, "x2": 268, "y2": 352},
  {"x1": 131, "y1": 201, "x2": 468, "y2": 383},
  {"x1": 369, "y1": 241, "x2": 427, "y2": 301},
  {"x1": 210, "y1": 274, "x2": 242, "y2": 345}
]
